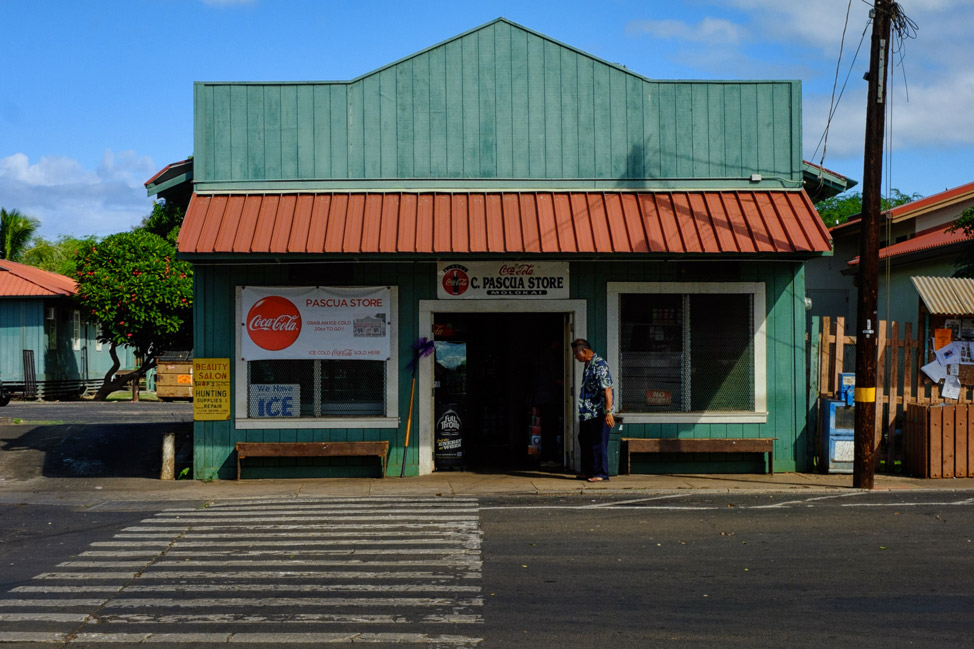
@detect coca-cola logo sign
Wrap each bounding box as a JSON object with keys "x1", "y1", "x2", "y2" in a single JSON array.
[
  {"x1": 246, "y1": 296, "x2": 302, "y2": 351},
  {"x1": 441, "y1": 265, "x2": 470, "y2": 296}
]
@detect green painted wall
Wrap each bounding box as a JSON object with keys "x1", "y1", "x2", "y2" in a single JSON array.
[
  {"x1": 572, "y1": 260, "x2": 807, "y2": 473},
  {"x1": 194, "y1": 20, "x2": 802, "y2": 190},
  {"x1": 193, "y1": 258, "x2": 808, "y2": 478},
  {"x1": 192, "y1": 261, "x2": 436, "y2": 480}
]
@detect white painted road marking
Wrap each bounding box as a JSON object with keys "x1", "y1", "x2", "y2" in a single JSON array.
[{"x1": 0, "y1": 497, "x2": 484, "y2": 646}]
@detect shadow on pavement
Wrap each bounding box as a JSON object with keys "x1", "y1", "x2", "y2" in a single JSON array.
[{"x1": 0, "y1": 422, "x2": 192, "y2": 479}]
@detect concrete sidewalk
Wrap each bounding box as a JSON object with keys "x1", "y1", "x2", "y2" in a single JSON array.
[{"x1": 2, "y1": 469, "x2": 973, "y2": 505}]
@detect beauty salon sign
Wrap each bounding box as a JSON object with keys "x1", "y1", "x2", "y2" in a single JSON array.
[{"x1": 241, "y1": 286, "x2": 391, "y2": 361}]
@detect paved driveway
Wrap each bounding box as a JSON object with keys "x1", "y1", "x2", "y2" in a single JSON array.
[{"x1": 0, "y1": 400, "x2": 192, "y2": 481}]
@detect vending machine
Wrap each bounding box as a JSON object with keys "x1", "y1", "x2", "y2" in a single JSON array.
[{"x1": 821, "y1": 372, "x2": 855, "y2": 474}]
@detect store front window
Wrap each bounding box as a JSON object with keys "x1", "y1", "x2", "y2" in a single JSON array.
[
  {"x1": 247, "y1": 359, "x2": 386, "y2": 418},
  {"x1": 235, "y1": 286, "x2": 398, "y2": 427},
  {"x1": 607, "y1": 282, "x2": 766, "y2": 422}
]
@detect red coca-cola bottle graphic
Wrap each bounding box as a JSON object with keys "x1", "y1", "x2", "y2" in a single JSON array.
[{"x1": 442, "y1": 267, "x2": 469, "y2": 296}]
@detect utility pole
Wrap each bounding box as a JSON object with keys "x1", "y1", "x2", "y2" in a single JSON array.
[{"x1": 854, "y1": 0, "x2": 893, "y2": 489}]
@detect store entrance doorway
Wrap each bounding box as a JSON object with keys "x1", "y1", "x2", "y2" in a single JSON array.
[{"x1": 432, "y1": 312, "x2": 567, "y2": 471}]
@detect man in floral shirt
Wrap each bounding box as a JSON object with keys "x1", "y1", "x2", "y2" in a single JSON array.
[{"x1": 571, "y1": 338, "x2": 615, "y2": 482}]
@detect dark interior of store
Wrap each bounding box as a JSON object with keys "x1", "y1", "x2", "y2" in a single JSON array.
[{"x1": 432, "y1": 312, "x2": 566, "y2": 471}]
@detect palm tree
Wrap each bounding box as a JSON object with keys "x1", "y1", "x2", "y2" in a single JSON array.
[{"x1": 0, "y1": 208, "x2": 40, "y2": 262}]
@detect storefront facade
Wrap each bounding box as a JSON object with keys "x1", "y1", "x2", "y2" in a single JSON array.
[{"x1": 172, "y1": 19, "x2": 831, "y2": 479}]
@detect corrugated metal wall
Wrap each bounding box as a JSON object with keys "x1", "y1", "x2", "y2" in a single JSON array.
[{"x1": 194, "y1": 20, "x2": 801, "y2": 187}]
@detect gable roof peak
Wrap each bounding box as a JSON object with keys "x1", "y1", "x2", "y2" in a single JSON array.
[{"x1": 352, "y1": 17, "x2": 654, "y2": 84}]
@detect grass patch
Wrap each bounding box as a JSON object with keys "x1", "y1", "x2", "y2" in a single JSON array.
[{"x1": 106, "y1": 391, "x2": 161, "y2": 402}]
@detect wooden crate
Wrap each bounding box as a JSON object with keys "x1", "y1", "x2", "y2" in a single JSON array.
[
  {"x1": 156, "y1": 361, "x2": 194, "y2": 400},
  {"x1": 904, "y1": 404, "x2": 974, "y2": 478}
]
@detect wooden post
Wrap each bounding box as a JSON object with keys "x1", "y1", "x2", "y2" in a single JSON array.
[
  {"x1": 886, "y1": 321, "x2": 900, "y2": 468},
  {"x1": 853, "y1": 0, "x2": 893, "y2": 489},
  {"x1": 161, "y1": 433, "x2": 175, "y2": 480}
]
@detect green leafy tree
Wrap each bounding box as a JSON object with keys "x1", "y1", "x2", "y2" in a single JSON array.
[
  {"x1": 0, "y1": 207, "x2": 40, "y2": 261},
  {"x1": 815, "y1": 189, "x2": 921, "y2": 228},
  {"x1": 20, "y1": 234, "x2": 97, "y2": 277},
  {"x1": 75, "y1": 230, "x2": 193, "y2": 400},
  {"x1": 140, "y1": 200, "x2": 184, "y2": 245},
  {"x1": 949, "y1": 207, "x2": 974, "y2": 278}
]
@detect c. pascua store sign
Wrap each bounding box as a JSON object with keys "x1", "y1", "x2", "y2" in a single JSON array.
[{"x1": 438, "y1": 262, "x2": 569, "y2": 299}]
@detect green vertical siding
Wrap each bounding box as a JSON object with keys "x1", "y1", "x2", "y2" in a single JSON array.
[
  {"x1": 570, "y1": 260, "x2": 807, "y2": 473},
  {"x1": 193, "y1": 20, "x2": 802, "y2": 187}
]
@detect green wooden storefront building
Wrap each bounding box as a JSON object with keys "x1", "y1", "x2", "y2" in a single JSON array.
[{"x1": 161, "y1": 19, "x2": 832, "y2": 480}]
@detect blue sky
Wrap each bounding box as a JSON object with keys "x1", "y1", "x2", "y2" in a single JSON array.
[{"x1": 2, "y1": 0, "x2": 972, "y2": 239}]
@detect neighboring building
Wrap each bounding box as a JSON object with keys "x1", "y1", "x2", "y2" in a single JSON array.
[
  {"x1": 155, "y1": 19, "x2": 834, "y2": 479},
  {"x1": 0, "y1": 259, "x2": 134, "y2": 398},
  {"x1": 806, "y1": 181, "x2": 974, "y2": 329}
]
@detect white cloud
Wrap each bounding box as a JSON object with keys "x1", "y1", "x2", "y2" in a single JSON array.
[
  {"x1": 0, "y1": 151, "x2": 156, "y2": 239},
  {"x1": 626, "y1": 17, "x2": 744, "y2": 44}
]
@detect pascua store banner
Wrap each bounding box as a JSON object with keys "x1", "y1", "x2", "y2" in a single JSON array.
[
  {"x1": 437, "y1": 262, "x2": 569, "y2": 299},
  {"x1": 241, "y1": 286, "x2": 391, "y2": 361}
]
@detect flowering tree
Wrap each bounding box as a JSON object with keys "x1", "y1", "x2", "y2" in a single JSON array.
[{"x1": 75, "y1": 230, "x2": 193, "y2": 400}]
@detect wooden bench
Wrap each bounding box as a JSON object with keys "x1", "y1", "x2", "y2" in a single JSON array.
[
  {"x1": 235, "y1": 441, "x2": 389, "y2": 479},
  {"x1": 622, "y1": 438, "x2": 776, "y2": 475}
]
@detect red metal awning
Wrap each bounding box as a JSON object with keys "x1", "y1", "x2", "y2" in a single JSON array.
[
  {"x1": 178, "y1": 190, "x2": 831, "y2": 256},
  {"x1": 848, "y1": 223, "x2": 966, "y2": 266}
]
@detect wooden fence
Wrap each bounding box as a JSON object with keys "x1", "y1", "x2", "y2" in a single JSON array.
[{"x1": 810, "y1": 315, "x2": 974, "y2": 470}]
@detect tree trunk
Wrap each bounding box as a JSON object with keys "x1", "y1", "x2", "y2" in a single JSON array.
[{"x1": 93, "y1": 344, "x2": 158, "y2": 401}]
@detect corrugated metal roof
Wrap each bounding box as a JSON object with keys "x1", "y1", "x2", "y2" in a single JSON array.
[
  {"x1": 178, "y1": 191, "x2": 831, "y2": 256},
  {"x1": 0, "y1": 259, "x2": 76, "y2": 297},
  {"x1": 847, "y1": 224, "x2": 966, "y2": 266},
  {"x1": 831, "y1": 181, "x2": 974, "y2": 234},
  {"x1": 911, "y1": 276, "x2": 974, "y2": 315}
]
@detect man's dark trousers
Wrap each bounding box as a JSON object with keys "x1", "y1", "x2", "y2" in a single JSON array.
[{"x1": 579, "y1": 416, "x2": 610, "y2": 479}]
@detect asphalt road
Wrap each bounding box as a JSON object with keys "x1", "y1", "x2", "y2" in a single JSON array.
[
  {"x1": 0, "y1": 491, "x2": 971, "y2": 648},
  {"x1": 479, "y1": 491, "x2": 974, "y2": 648}
]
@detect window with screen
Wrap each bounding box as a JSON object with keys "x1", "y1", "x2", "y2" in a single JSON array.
[
  {"x1": 235, "y1": 286, "x2": 399, "y2": 427},
  {"x1": 246, "y1": 359, "x2": 386, "y2": 418},
  {"x1": 610, "y1": 283, "x2": 765, "y2": 418}
]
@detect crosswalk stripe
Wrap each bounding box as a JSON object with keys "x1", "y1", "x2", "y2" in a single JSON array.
[
  {"x1": 106, "y1": 529, "x2": 481, "y2": 539},
  {"x1": 144, "y1": 514, "x2": 480, "y2": 523},
  {"x1": 153, "y1": 508, "x2": 478, "y2": 516},
  {"x1": 58, "y1": 558, "x2": 481, "y2": 568},
  {"x1": 36, "y1": 570, "x2": 481, "y2": 580},
  {"x1": 120, "y1": 522, "x2": 478, "y2": 531},
  {"x1": 14, "y1": 584, "x2": 482, "y2": 594},
  {"x1": 102, "y1": 536, "x2": 479, "y2": 545},
  {"x1": 4, "y1": 497, "x2": 484, "y2": 646},
  {"x1": 189, "y1": 497, "x2": 477, "y2": 507},
  {"x1": 0, "y1": 631, "x2": 483, "y2": 645},
  {"x1": 97, "y1": 613, "x2": 483, "y2": 624},
  {"x1": 81, "y1": 548, "x2": 479, "y2": 557},
  {"x1": 0, "y1": 613, "x2": 89, "y2": 622},
  {"x1": 0, "y1": 599, "x2": 104, "y2": 607},
  {"x1": 0, "y1": 597, "x2": 483, "y2": 608}
]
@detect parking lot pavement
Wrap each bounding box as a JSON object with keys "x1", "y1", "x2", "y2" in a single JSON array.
[{"x1": 0, "y1": 400, "x2": 193, "y2": 486}]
